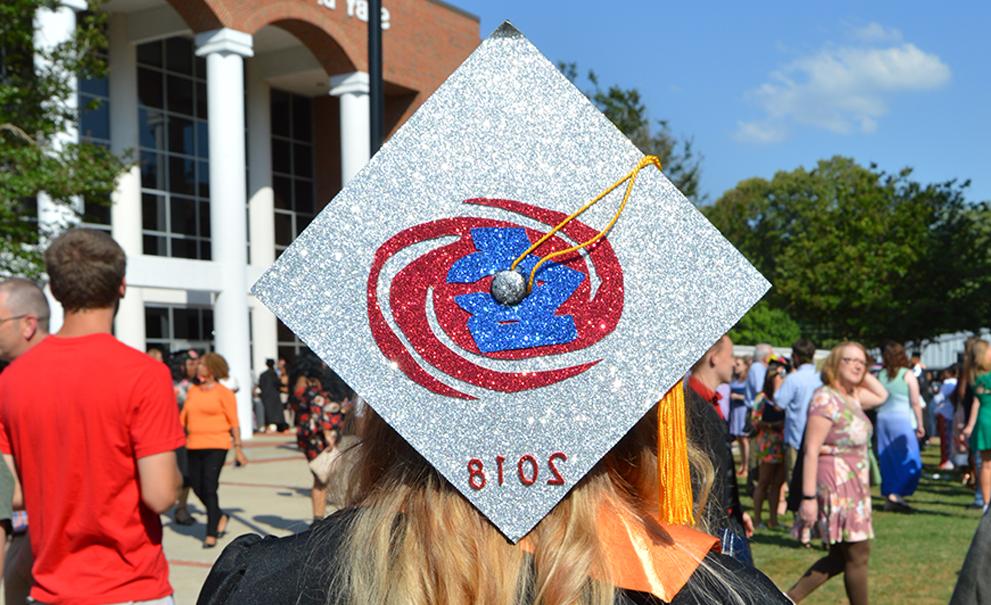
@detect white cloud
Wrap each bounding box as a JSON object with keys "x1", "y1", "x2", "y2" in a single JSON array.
[
  {"x1": 852, "y1": 22, "x2": 903, "y2": 44},
  {"x1": 733, "y1": 120, "x2": 787, "y2": 144},
  {"x1": 735, "y1": 30, "x2": 951, "y2": 144}
]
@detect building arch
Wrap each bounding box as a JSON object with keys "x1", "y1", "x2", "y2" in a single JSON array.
[
  {"x1": 162, "y1": 0, "x2": 224, "y2": 33},
  {"x1": 263, "y1": 18, "x2": 357, "y2": 75},
  {"x1": 240, "y1": 2, "x2": 364, "y2": 74},
  {"x1": 162, "y1": 0, "x2": 362, "y2": 76}
]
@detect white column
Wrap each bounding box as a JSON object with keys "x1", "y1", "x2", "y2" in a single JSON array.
[
  {"x1": 196, "y1": 28, "x2": 254, "y2": 439},
  {"x1": 34, "y1": 0, "x2": 86, "y2": 334},
  {"x1": 33, "y1": 0, "x2": 87, "y2": 241},
  {"x1": 108, "y1": 13, "x2": 145, "y2": 351},
  {"x1": 246, "y1": 58, "x2": 279, "y2": 378},
  {"x1": 329, "y1": 71, "x2": 370, "y2": 185}
]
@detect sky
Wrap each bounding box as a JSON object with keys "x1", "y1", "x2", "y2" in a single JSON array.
[{"x1": 449, "y1": 1, "x2": 991, "y2": 204}]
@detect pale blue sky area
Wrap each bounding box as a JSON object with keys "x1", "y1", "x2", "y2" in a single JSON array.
[{"x1": 449, "y1": 1, "x2": 991, "y2": 204}]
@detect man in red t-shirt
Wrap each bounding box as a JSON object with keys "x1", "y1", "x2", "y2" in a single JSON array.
[{"x1": 0, "y1": 229, "x2": 184, "y2": 604}]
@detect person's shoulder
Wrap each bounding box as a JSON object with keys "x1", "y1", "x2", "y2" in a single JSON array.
[
  {"x1": 667, "y1": 552, "x2": 791, "y2": 604},
  {"x1": 198, "y1": 510, "x2": 354, "y2": 605}
]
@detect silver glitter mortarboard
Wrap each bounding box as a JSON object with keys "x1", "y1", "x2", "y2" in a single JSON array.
[{"x1": 253, "y1": 22, "x2": 769, "y2": 542}]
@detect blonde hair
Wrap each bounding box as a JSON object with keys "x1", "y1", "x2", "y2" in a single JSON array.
[
  {"x1": 199, "y1": 352, "x2": 229, "y2": 380},
  {"x1": 973, "y1": 339, "x2": 991, "y2": 374},
  {"x1": 820, "y1": 341, "x2": 868, "y2": 389},
  {"x1": 330, "y1": 400, "x2": 752, "y2": 605}
]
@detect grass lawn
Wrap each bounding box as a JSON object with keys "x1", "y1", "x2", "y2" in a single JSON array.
[{"x1": 739, "y1": 444, "x2": 984, "y2": 604}]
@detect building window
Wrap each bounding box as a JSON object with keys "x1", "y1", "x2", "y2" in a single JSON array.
[
  {"x1": 270, "y1": 89, "x2": 314, "y2": 258},
  {"x1": 78, "y1": 41, "x2": 111, "y2": 231},
  {"x1": 277, "y1": 318, "x2": 311, "y2": 364},
  {"x1": 137, "y1": 37, "x2": 211, "y2": 260},
  {"x1": 145, "y1": 304, "x2": 214, "y2": 355}
]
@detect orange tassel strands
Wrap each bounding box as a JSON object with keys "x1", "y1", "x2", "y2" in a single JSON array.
[{"x1": 657, "y1": 380, "x2": 695, "y2": 526}]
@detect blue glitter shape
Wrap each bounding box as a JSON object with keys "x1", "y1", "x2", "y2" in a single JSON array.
[{"x1": 447, "y1": 227, "x2": 583, "y2": 353}]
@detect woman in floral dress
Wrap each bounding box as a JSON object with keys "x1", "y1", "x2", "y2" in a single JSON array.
[
  {"x1": 788, "y1": 342, "x2": 889, "y2": 605},
  {"x1": 296, "y1": 374, "x2": 348, "y2": 522}
]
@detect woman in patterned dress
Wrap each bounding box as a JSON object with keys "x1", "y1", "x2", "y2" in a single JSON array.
[
  {"x1": 296, "y1": 374, "x2": 349, "y2": 522},
  {"x1": 788, "y1": 342, "x2": 889, "y2": 605}
]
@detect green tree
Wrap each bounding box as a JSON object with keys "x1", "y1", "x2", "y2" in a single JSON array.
[
  {"x1": 559, "y1": 62, "x2": 703, "y2": 202},
  {"x1": 704, "y1": 156, "x2": 990, "y2": 346},
  {"x1": 728, "y1": 300, "x2": 801, "y2": 347},
  {"x1": 0, "y1": 0, "x2": 125, "y2": 277}
]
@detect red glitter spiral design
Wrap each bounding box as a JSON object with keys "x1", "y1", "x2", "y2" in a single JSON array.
[{"x1": 367, "y1": 198, "x2": 624, "y2": 400}]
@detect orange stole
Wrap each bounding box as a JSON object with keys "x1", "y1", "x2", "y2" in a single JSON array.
[{"x1": 520, "y1": 503, "x2": 719, "y2": 602}]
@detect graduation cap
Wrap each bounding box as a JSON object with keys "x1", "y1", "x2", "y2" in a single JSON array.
[{"x1": 253, "y1": 22, "x2": 768, "y2": 543}]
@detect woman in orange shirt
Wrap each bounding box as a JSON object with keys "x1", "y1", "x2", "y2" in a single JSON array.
[{"x1": 180, "y1": 352, "x2": 248, "y2": 548}]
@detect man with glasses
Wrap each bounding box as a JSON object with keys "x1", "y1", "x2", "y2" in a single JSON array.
[{"x1": 0, "y1": 277, "x2": 49, "y2": 603}]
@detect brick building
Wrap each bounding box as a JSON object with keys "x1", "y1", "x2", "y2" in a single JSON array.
[{"x1": 35, "y1": 0, "x2": 479, "y2": 435}]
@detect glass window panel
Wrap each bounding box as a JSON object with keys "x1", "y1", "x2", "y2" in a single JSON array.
[
  {"x1": 166, "y1": 74, "x2": 194, "y2": 116},
  {"x1": 194, "y1": 55, "x2": 206, "y2": 80},
  {"x1": 294, "y1": 179, "x2": 313, "y2": 214},
  {"x1": 195, "y1": 120, "x2": 208, "y2": 158},
  {"x1": 142, "y1": 193, "x2": 166, "y2": 231},
  {"x1": 293, "y1": 144, "x2": 312, "y2": 178},
  {"x1": 274, "y1": 212, "x2": 293, "y2": 246},
  {"x1": 295, "y1": 212, "x2": 312, "y2": 236},
  {"x1": 82, "y1": 194, "x2": 111, "y2": 225},
  {"x1": 272, "y1": 138, "x2": 291, "y2": 174},
  {"x1": 79, "y1": 76, "x2": 108, "y2": 97},
  {"x1": 170, "y1": 196, "x2": 197, "y2": 235},
  {"x1": 196, "y1": 161, "x2": 210, "y2": 197},
  {"x1": 137, "y1": 68, "x2": 163, "y2": 108},
  {"x1": 270, "y1": 90, "x2": 290, "y2": 137},
  {"x1": 202, "y1": 309, "x2": 214, "y2": 337},
  {"x1": 273, "y1": 176, "x2": 292, "y2": 210},
  {"x1": 143, "y1": 234, "x2": 168, "y2": 256},
  {"x1": 168, "y1": 155, "x2": 195, "y2": 195},
  {"x1": 277, "y1": 319, "x2": 295, "y2": 342},
  {"x1": 79, "y1": 97, "x2": 110, "y2": 141},
  {"x1": 168, "y1": 116, "x2": 195, "y2": 156},
  {"x1": 172, "y1": 307, "x2": 198, "y2": 338},
  {"x1": 165, "y1": 37, "x2": 193, "y2": 75},
  {"x1": 200, "y1": 240, "x2": 211, "y2": 260},
  {"x1": 170, "y1": 237, "x2": 198, "y2": 259},
  {"x1": 291, "y1": 95, "x2": 311, "y2": 141},
  {"x1": 144, "y1": 306, "x2": 168, "y2": 339},
  {"x1": 140, "y1": 151, "x2": 167, "y2": 191},
  {"x1": 195, "y1": 80, "x2": 207, "y2": 119},
  {"x1": 136, "y1": 40, "x2": 162, "y2": 68},
  {"x1": 277, "y1": 345, "x2": 296, "y2": 364},
  {"x1": 138, "y1": 107, "x2": 166, "y2": 150},
  {"x1": 198, "y1": 201, "x2": 210, "y2": 238}
]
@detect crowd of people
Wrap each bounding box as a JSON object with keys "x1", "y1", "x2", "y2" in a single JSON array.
[
  {"x1": 711, "y1": 336, "x2": 991, "y2": 605},
  {"x1": 0, "y1": 227, "x2": 986, "y2": 604}
]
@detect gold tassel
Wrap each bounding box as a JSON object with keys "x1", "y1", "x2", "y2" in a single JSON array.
[{"x1": 657, "y1": 380, "x2": 694, "y2": 526}]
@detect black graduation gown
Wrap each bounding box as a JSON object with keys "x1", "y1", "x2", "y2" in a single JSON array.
[
  {"x1": 258, "y1": 368, "x2": 284, "y2": 426},
  {"x1": 949, "y1": 509, "x2": 991, "y2": 605},
  {"x1": 196, "y1": 510, "x2": 790, "y2": 605}
]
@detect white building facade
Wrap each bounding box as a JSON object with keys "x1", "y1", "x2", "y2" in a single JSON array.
[{"x1": 34, "y1": 0, "x2": 479, "y2": 437}]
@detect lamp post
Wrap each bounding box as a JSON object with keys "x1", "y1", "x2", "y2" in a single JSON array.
[{"x1": 368, "y1": 0, "x2": 384, "y2": 154}]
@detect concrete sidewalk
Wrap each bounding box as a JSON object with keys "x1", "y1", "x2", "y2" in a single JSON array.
[{"x1": 164, "y1": 433, "x2": 314, "y2": 603}]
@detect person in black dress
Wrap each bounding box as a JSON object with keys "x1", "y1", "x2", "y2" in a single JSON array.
[{"x1": 257, "y1": 358, "x2": 285, "y2": 432}]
